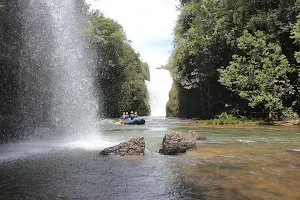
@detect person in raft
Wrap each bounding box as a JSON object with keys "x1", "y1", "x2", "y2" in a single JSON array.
[
  {"x1": 124, "y1": 112, "x2": 129, "y2": 120},
  {"x1": 121, "y1": 112, "x2": 126, "y2": 120},
  {"x1": 130, "y1": 111, "x2": 135, "y2": 120},
  {"x1": 134, "y1": 112, "x2": 139, "y2": 119}
]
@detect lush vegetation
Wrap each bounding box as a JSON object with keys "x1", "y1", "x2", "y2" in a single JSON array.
[
  {"x1": 0, "y1": 0, "x2": 149, "y2": 140},
  {"x1": 87, "y1": 12, "x2": 150, "y2": 117},
  {"x1": 166, "y1": 82, "x2": 180, "y2": 117},
  {"x1": 167, "y1": 0, "x2": 300, "y2": 121},
  {"x1": 195, "y1": 112, "x2": 256, "y2": 125}
]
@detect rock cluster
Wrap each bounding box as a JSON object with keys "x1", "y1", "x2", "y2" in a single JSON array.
[
  {"x1": 100, "y1": 136, "x2": 145, "y2": 156},
  {"x1": 158, "y1": 132, "x2": 198, "y2": 155},
  {"x1": 100, "y1": 132, "x2": 206, "y2": 156}
]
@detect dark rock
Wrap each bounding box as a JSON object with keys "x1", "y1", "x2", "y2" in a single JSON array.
[
  {"x1": 100, "y1": 136, "x2": 145, "y2": 156},
  {"x1": 159, "y1": 132, "x2": 198, "y2": 155}
]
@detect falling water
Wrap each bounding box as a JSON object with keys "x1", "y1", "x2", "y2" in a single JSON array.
[
  {"x1": 146, "y1": 68, "x2": 173, "y2": 117},
  {"x1": 20, "y1": 0, "x2": 98, "y2": 133},
  {"x1": 45, "y1": 0, "x2": 98, "y2": 129},
  {"x1": 0, "y1": 0, "x2": 116, "y2": 158}
]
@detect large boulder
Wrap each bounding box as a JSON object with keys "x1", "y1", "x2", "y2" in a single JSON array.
[
  {"x1": 100, "y1": 136, "x2": 145, "y2": 156},
  {"x1": 159, "y1": 132, "x2": 198, "y2": 155}
]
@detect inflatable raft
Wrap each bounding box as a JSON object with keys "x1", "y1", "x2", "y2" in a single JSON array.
[{"x1": 116, "y1": 118, "x2": 146, "y2": 125}]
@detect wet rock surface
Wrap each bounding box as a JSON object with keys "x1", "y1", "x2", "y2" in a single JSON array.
[
  {"x1": 159, "y1": 132, "x2": 198, "y2": 155},
  {"x1": 100, "y1": 136, "x2": 145, "y2": 156}
]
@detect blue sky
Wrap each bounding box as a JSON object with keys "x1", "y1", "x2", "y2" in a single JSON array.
[{"x1": 86, "y1": 0, "x2": 179, "y2": 68}]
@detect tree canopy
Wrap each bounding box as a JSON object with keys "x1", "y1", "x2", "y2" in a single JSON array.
[
  {"x1": 87, "y1": 12, "x2": 150, "y2": 117},
  {"x1": 167, "y1": 0, "x2": 300, "y2": 119},
  {"x1": 218, "y1": 30, "x2": 294, "y2": 115}
]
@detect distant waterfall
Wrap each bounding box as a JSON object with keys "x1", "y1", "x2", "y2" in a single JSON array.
[{"x1": 146, "y1": 68, "x2": 173, "y2": 117}]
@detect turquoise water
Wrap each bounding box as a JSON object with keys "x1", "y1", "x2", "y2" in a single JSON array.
[{"x1": 0, "y1": 118, "x2": 299, "y2": 199}]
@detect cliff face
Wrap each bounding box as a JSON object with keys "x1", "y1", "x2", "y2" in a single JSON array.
[{"x1": 166, "y1": 80, "x2": 231, "y2": 119}]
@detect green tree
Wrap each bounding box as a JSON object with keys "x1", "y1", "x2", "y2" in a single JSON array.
[
  {"x1": 218, "y1": 30, "x2": 294, "y2": 117},
  {"x1": 167, "y1": 0, "x2": 300, "y2": 119},
  {"x1": 291, "y1": 14, "x2": 300, "y2": 63},
  {"x1": 87, "y1": 12, "x2": 150, "y2": 117}
]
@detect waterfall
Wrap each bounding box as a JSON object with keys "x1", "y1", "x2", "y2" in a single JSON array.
[
  {"x1": 45, "y1": 0, "x2": 98, "y2": 129},
  {"x1": 19, "y1": 0, "x2": 98, "y2": 133},
  {"x1": 146, "y1": 68, "x2": 173, "y2": 117}
]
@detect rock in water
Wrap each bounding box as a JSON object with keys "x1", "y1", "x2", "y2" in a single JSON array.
[
  {"x1": 100, "y1": 136, "x2": 145, "y2": 156},
  {"x1": 159, "y1": 132, "x2": 198, "y2": 155}
]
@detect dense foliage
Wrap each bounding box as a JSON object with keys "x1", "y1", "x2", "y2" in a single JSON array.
[
  {"x1": 167, "y1": 0, "x2": 300, "y2": 120},
  {"x1": 292, "y1": 12, "x2": 300, "y2": 63},
  {"x1": 87, "y1": 12, "x2": 150, "y2": 117},
  {"x1": 218, "y1": 30, "x2": 294, "y2": 116}
]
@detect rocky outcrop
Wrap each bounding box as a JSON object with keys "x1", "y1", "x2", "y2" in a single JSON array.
[
  {"x1": 159, "y1": 132, "x2": 198, "y2": 155},
  {"x1": 100, "y1": 136, "x2": 145, "y2": 156}
]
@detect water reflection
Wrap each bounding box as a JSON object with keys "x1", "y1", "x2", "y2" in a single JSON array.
[
  {"x1": 0, "y1": 118, "x2": 195, "y2": 200},
  {"x1": 0, "y1": 152, "x2": 195, "y2": 200}
]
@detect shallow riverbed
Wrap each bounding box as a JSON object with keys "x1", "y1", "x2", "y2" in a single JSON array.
[{"x1": 0, "y1": 117, "x2": 299, "y2": 199}]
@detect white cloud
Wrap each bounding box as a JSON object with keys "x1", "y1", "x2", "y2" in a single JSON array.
[{"x1": 86, "y1": 0, "x2": 179, "y2": 68}]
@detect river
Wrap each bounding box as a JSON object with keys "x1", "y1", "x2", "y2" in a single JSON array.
[{"x1": 0, "y1": 117, "x2": 299, "y2": 200}]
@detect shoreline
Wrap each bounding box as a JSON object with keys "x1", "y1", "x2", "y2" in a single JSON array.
[{"x1": 180, "y1": 119, "x2": 300, "y2": 127}]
